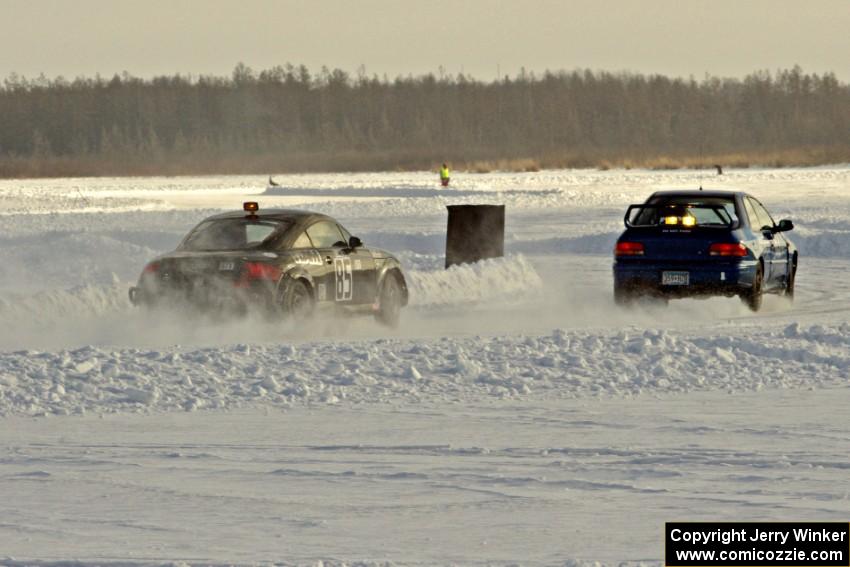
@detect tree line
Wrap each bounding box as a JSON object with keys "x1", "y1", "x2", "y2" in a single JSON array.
[{"x1": 1, "y1": 64, "x2": 848, "y2": 177}]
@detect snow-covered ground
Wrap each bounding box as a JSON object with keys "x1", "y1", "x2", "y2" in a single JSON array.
[{"x1": 1, "y1": 167, "x2": 850, "y2": 565}]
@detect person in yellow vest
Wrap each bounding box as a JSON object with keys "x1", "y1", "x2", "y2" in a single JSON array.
[{"x1": 440, "y1": 163, "x2": 450, "y2": 187}]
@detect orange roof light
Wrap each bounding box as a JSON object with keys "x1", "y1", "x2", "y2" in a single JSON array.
[{"x1": 244, "y1": 201, "x2": 259, "y2": 213}]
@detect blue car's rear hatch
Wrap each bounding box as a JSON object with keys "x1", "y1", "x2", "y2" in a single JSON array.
[{"x1": 619, "y1": 204, "x2": 740, "y2": 262}]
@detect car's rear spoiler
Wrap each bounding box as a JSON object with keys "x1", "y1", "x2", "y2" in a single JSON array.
[{"x1": 624, "y1": 204, "x2": 737, "y2": 228}]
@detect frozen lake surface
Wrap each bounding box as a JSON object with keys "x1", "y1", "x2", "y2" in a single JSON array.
[{"x1": 1, "y1": 167, "x2": 850, "y2": 565}]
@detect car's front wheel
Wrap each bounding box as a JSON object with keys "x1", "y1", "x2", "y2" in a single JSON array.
[
  {"x1": 280, "y1": 278, "x2": 314, "y2": 320},
  {"x1": 376, "y1": 274, "x2": 403, "y2": 327},
  {"x1": 742, "y1": 263, "x2": 764, "y2": 312},
  {"x1": 785, "y1": 254, "x2": 797, "y2": 300}
]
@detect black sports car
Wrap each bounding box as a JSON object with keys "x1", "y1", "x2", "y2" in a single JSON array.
[{"x1": 129, "y1": 202, "x2": 409, "y2": 326}]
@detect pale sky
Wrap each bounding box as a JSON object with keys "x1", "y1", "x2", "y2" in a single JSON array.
[{"x1": 2, "y1": 0, "x2": 849, "y2": 81}]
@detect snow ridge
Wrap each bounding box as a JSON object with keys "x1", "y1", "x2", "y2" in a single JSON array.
[
  {"x1": 407, "y1": 255, "x2": 543, "y2": 306},
  {"x1": 1, "y1": 323, "x2": 846, "y2": 417}
]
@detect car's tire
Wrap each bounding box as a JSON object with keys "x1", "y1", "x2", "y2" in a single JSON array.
[
  {"x1": 280, "y1": 278, "x2": 314, "y2": 320},
  {"x1": 376, "y1": 273, "x2": 403, "y2": 327},
  {"x1": 785, "y1": 254, "x2": 797, "y2": 299},
  {"x1": 742, "y1": 263, "x2": 764, "y2": 312},
  {"x1": 614, "y1": 284, "x2": 635, "y2": 307}
]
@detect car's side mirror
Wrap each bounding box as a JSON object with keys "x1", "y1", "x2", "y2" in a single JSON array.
[
  {"x1": 774, "y1": 219, "x2": 794, "y2": 232},
  {"x1": 349, "y1": 236, "x2": 363, "y2": 248}
]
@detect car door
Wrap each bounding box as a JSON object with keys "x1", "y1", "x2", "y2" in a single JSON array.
[
  {"x1": 286, "y1": 230, "x2": 331, "y2": 302},
  {"x1": 336, "y1": 223, "x2": 377, "y2": 306},
  {"x1": 753, "y1": 198, "x2": 790, "y2": 288},
  {"x1": 306, "y1": 221, "x2": 353, "y2": 305},
  {"x1": 745, "y1": 197, "x2": 776, "y2": 286},
  {"x1": 772, "y1": 229, "x2": 792, "y2": 288},
  {"x1": 750, "y1": 197, "x2": 784, "y2": 289}
]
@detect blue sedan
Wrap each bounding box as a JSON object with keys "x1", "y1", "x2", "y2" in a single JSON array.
[{"x1": 613, "y1": 190, "x2": 797, "y2": 311}]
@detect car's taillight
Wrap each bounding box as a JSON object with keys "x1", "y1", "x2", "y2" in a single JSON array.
[
  {"x1": 709, "y1": 243, "x2": 747, "y2": 257},
  {"x1": 615, "y1": 241, "x2": 645, "y2": 256},
  {"x1": 236, "y1": 262, "x2": 282, "y2": 286},
  {"x1": 142, "y1": 262, "x2": 159, "y2": 274}
]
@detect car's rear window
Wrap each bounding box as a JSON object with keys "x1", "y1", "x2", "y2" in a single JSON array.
[
  {"x1": 180, "y1": 218, "x2": 291, "y2": 251},
  {"x1": 629, "y1": 196, "x2": 738, "y2": 227}
]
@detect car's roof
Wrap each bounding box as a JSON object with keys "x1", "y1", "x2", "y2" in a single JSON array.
[
  {"x1": 203, "y1": 208, "x2": 334, "y2": 224},
  {"x1": 650, "y1": 189, "x2": 745, "y2": 199}
]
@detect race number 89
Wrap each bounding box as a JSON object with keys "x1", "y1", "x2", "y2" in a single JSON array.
[{"x1": 334, "y1": 257, "x2": 353, "y2": 301}]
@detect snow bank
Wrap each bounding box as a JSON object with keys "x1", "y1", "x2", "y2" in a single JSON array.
[
  {"x1": 0, "y1": 283, "x2": 129, "y2": 322},
  {"x1": 1, "y1": 323, "x2": 847, "y2": 417},
  {"x1": 508, "y1": 231, "x2": 619, "y2": 255},
  {"x1": 362, "y1": 230, "x2": 621, "y2": 257},
  {"x1": 0, "y1": 210, "x2": 201, "y2": 292},
  {"x1": 406, "y1": 255, "x2": 542, "y2": 306},
  {"x1": 792, "y1": 228, "x2": 850, "y2": 259}
]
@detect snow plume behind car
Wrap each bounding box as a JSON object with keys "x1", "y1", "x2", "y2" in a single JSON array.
[{"x1": 0, "y1": 256, "x2": 544, "y2": 351}]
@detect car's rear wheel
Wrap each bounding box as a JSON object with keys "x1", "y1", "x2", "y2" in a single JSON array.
[
  {"x1": 376, "y1": 274, "x2": 402, "y2": 327},
  {"x1": 785, "y1": 254, "x2": 797, "y2": 299},
  {"x1": 614, "y1": 284, "x2": 635, "y2": 307},
  {"x1": 742, "y1": 263, "x2": 764, "y2": 312},
  {"x1": 280, "y1": 279, "x2": 314, "y2": 319}
]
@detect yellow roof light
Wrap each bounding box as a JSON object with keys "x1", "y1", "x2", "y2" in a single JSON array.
[
  {"x1": 681, "y1": 215, "x2": 696, "y2": 227},
  {"x1": 664, "y1": 216, "x2": 679, "y2": 225},
  {"x1": 243, "y1": 201, "x2": 259, "y2": 213}
]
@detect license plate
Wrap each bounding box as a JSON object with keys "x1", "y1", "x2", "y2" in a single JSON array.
[
  {"x1": 662, "y1": 271, "x2": 689, "y2": 286},
  {"x1": 218, "y1": 261, "x2": 235, "y2": 271}
]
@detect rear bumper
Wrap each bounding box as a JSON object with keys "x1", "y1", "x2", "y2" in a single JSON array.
[
  {"x1": 128, "y1": 283, "x2": 273, "y2": 313},
  {"x1": 613, "y1": 259, "x2": 758, "y2": 298}
]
